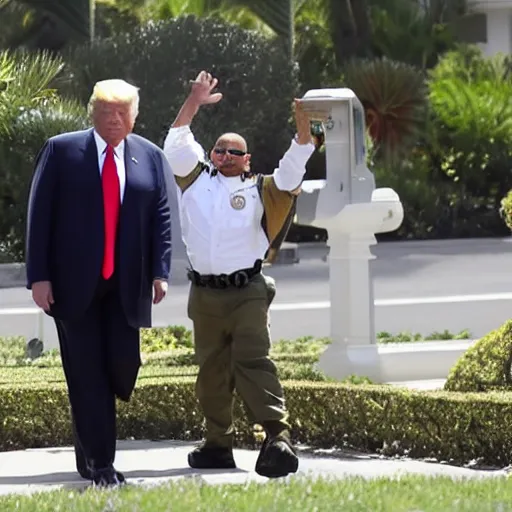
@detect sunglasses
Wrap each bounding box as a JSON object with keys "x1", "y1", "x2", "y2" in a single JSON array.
[{"x1": 213, "y1": 148, "x2": 247, "y2": 157}]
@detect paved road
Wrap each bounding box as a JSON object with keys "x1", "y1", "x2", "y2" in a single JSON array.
[
  {"x1": 1, "y1": 237, "x2": 512, "y2": 347},
  {"x1": 0, "y1": 439, "x2": 506, "y2": 497}
]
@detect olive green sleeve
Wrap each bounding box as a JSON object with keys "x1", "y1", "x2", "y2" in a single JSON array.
[
  {"x1": 260, "y1": 175, "x2": 298, "y2": 263},
  {"x1": 174, "y1": 161, "x2": 206, "y2": 193}
]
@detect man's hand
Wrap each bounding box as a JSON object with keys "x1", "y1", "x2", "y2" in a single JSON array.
[
  {"x1": 189, "y1": 70, "x2": 223, "y2": 107},
  {"x1": 294, "y1": 99, "x2": 313, "y2": 145},
  {"x1": 32, "y1": 281, "x2": 54, "y2": 312},
  {"x1": 153, "y1": 279, "x2": 168, "y2": 305},
  {"x1": 171, "y1": 71, "x2": 222, "y2": 128}
]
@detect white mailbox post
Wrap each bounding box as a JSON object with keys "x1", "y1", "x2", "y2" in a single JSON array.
[{"x1": 297, "y1": 88, "x2": 404, "y2": 381}]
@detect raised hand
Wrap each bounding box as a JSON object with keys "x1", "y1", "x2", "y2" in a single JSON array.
[
  {"x1": 294, "y1": 99, "x2": 313, "y2": 145},
  {"x1": 189, "y1": 71, "x2": 223, "y2": 106}
]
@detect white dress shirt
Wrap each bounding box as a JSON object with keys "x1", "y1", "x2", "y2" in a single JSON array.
[
  {"x1": 94, "y1": 130, "x2": 126, "y2": 203},
  {"x1": 163, "y1": 125, "x2": 315, "y2": 275}
]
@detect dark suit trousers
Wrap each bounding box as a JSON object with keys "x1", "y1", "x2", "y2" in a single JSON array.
[{"x1": 54, "y1": 273, "x2": 141, "y2": 470}]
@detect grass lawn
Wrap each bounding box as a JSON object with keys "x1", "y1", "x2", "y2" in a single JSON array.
[{"x1": 0, "y1": 475, "x2": 511, "y2": 511}]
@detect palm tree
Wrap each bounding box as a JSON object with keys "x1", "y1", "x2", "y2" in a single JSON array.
[
  {"x1": 342, "y1": 57, "x2": 428, "y2": 163},
  {"x1": 144, "y1": 0, "x2": 304, "y2": 59},
  {"x1": 0, "y1": 49, "x2": 88, "y2": 261},
  {"x1": 0, "y1": 0, "x2": 93, "y2": 51},
  {"x1": 369, "y1": 0, "x2": 469, "y2": 69}
]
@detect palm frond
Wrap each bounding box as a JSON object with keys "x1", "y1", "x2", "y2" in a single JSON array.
[
  {"x1": 0, "y1": 49, "x2": 68, "y2": 135},
  {"x1": 16, "y1": 0, "x2": 93, "y2": 40},
  {"x1": 342, "y1": 57, "x2": 427, "y2": 162}
]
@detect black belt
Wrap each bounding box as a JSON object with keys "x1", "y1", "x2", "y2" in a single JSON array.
[{"x1": 187, "y1": 260, "x2": 262, "y2": 289}]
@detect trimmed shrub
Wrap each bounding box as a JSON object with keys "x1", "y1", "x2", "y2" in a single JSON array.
[
  {"x1": 0, "y1": 356, "x2": 328, "y2": 383},
  {"x1": 2, "y1": 377, "x2": 512, "y2": 466},
  {"x1": 444, "y1": 320, "x2": 512, "y2": 392},
  {"x1": 60, "y1": 16, "x2": 299, "y2": 176},
  {"x1": 500, "y1": 189, "x2": 512, "y2": 231},
  {"x1": 140, "y1": 325, "x2": 194, "y2": 353}
]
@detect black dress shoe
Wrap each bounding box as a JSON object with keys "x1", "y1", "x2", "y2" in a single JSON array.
[
  {"x1": 78, "y1": 464, "x2": 125, "y2": 483},
  {"x1": 255, "y1": 436, "x2": 299, "y2": 478},
  {"x1": 188, "y1": 445, "x2": 236, "y2": 469},
  {"x1": 91, "y1": 466, "x2": 126, "y2": 488}
]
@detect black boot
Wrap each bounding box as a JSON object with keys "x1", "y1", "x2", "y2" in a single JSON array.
[
  {"x1": 188, "y1": 444, "x2": 236, "y2": 469},
  {"x1": 255, "y1": 431, "x2": 299, "y2": 478}
]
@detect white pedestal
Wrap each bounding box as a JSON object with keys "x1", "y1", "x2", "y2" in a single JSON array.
[{"x1": 318, "y1": 232, "x2": 382, "y2": 381}]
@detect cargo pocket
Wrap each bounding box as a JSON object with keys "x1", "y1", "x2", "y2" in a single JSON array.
[{"x1": 262, "y1": 274, "x2": 276, "y2": 308}]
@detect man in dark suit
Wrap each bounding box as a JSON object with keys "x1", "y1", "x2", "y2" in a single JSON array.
[{"x1": 25, "y1": 79, "x2": 172, "y2": 487}]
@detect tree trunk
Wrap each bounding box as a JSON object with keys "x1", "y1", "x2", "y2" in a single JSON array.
[{"x1": 329, "y1": 0, "x2": 371, "y2": 67}]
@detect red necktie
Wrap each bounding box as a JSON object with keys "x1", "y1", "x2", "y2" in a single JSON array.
[{"x1": 101, "y1": 144, "x2": 120, "y2": 279}]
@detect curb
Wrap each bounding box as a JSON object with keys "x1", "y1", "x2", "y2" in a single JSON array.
[
  {"x1": 0, "y1": 245, "x2": 305, "y2": 289},
  {"x1": 0, "y1": 263, "x2": 26, "y2": 289}
]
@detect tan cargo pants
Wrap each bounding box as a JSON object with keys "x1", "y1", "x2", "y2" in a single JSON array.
[{"x1": 187, "y1": 273, "x2": 290, "y2": 448}]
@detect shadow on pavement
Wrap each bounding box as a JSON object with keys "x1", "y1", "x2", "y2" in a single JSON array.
[{"x1": 0, "y1": 466, "x2": 248, "y2": 488}]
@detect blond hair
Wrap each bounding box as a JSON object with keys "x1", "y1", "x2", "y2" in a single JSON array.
[{"x1": 87, "y1": 79, "x2": 140, "y2": 117}]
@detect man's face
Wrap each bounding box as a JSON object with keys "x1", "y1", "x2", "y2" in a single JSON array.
[
  {"x1": 92, "y1": 99, "x2": 136, "y2": 146},
  {"x1": 210, "y1": 135, "x2": 251, "y2": 177}
]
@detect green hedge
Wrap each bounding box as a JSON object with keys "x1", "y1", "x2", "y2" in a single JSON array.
[
  {"x1": 0, "y1": 357, "x2": 328, "y2": 384},
  {"x1": 2, "y1": 376, "x2": 512, "y2": 466}
]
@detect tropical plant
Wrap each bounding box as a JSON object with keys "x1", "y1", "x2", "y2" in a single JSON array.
[
  {"x1": 375, "y1": 44, "x2": 512, "y2": 242},
  {"x1": 342, "y1": 57, "x2": 427, "y2": 163},
  {"x1": 293, "y1": 0, "x2": 338, "y2": 91},
  {"x1": 369, "y1": 0, "x2": 468, "y2": 69},
  {"x1": 0, "y1": 0, "x2": 93, "y2": 50},
  {"x1": 143, "y1": 0, "x2": 272, "y2": 34},
  {"x1": 0, "y1": 50, "x2": 88, "y2": 262},
  {"x1": 428, "y1": 45, "x2": 512, "y2": 201}
]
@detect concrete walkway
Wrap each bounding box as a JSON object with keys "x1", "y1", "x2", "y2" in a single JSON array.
[{"x1": 0, "y1": 439, "x2": 508, "y2": 497}]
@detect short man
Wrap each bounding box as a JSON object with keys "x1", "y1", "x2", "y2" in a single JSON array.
[
  {"x1": 26, "y1": 79, "x2": 172, "y2": 487},
  {"x1": 163, "y1": 71, "x2": 315, "y2": 478}
]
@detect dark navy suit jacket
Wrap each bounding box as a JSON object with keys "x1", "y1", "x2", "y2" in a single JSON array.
[{"x1": 25, "y1": 128, "x2": 172, "y2": 328}]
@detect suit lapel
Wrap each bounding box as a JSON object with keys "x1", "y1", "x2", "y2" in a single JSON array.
[
  {"x1": 122, "y1": 136, "x2": 136, "y2": 215},
  {"x1": 83, "y1": 128, "x2": 101, "y2": 177},
  {"x1": 82, "y1": 128, "x2": 103, "y2": 206}
]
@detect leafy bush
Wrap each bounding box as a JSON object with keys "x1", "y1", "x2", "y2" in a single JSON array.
[
  {"x1": 0, "y1": 337, "x2": 32, "y2": 366},
  {"x1": 377, "y1": 329, "x2": 471, "y2": 344},
  {"x1": 428, "y1": 46, "x2": 512, "y2": 198},
  {"x1": 0, "y1": 328, "x2": 470, "y2": 368},
  {"x1": 377, "y1": 45, "x2": 512, "y2": 240},
  {"x1": 271, "y1": 336, "x2": 330, "y2": 355},
  {"x1": 60, "y1": 16, "x2": 299, "y2": 176},
  {"x1": 3, "y1": 376, "x2": 512, "y2": 466},
  {"x1": 373, "y1": 150, "x2": 461, "y2": 240},
  {"x1": 444, "y1": 320, "x2": 512, "y2": 392},
  {"x1": 0, "y1": 50, "x2": 88, "y2": 262},
  {"x1": 140, "y1": 325, "x2": 193, "y2": 353},
  {"x1": 500, "y1": 189, "x2": 512, "y2": 231},
  {"x1": 424, "y1": 45, "x2": 512, "y2": 236}
]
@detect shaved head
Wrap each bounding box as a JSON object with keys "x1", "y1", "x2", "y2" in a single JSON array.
[
  {"x1": 210, "y1": 132, "x2": 251, "y2": 177},
  {"x1": 215, "y1": 132, "x2": 248, "y2": 152}
]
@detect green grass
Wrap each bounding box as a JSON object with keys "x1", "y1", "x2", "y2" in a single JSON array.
[{"x1": 0, "y1": 475, "x2": 511, "y2": 511}]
